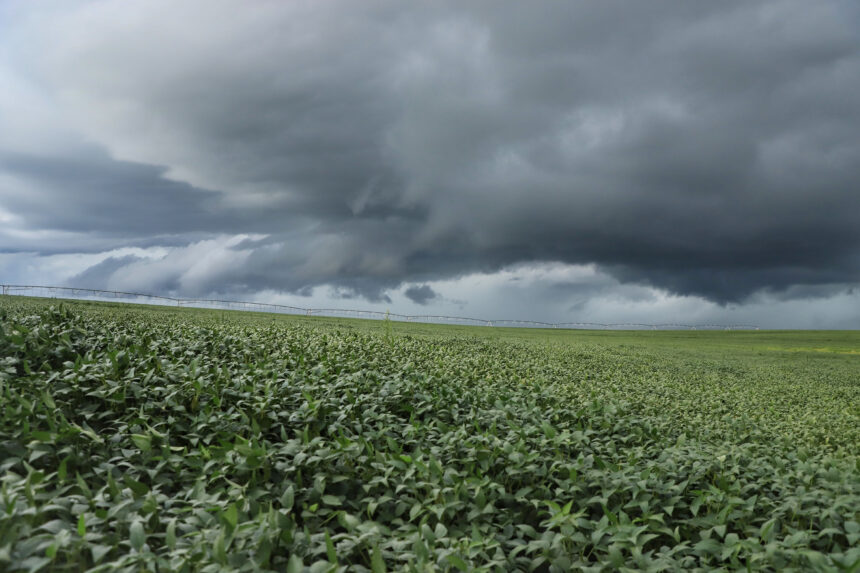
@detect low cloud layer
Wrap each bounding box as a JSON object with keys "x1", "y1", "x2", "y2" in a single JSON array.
[
  {"x1": 404, "y1": 285, "x2": 439, "y2": 306},
  {"x1": 1, "y1": 1, "x2": 858, "y2": 326}
]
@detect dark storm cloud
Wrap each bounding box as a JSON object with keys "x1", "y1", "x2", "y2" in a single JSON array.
[
  {"x1": 3, "y1": 0, "x2": 859, "y2": 303},
  {"x1": 0, "y1": 149, "x2": 230, "y2": 237},
  {"x1": 404, "y1": 285, "x2": 439, "y2": 305},
  {"x1": 66, "y1": 255, "x2": 145, "y2": 289}
]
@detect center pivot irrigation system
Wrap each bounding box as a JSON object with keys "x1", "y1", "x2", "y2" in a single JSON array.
[{"x1": 0, "y1": 284, "x2": 759, "y2": 330}]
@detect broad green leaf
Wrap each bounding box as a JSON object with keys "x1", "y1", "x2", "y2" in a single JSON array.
[
  {"x1": 280, "y1": 486, "x2": 295, "y2": 510},
  {"x1": 325, "y1": 530, "x2": 337, "y2": 563},
  {"x1": 129, "y1": 521, "x2": 145, "y2": 551},
  {"x1": 131, "y1": 434, "x2": 151, "y2": 452},
  {"x1": 90, "y1": 544, "x2": 112, "y2": 564},
  {"x1": 286, "y1": 554, "x2": 304, "y2": 573},
  {"x1": 223, "y1": 503, "x2": 238, "y2": 530},
  {"x1": 371, "y1": 545, "x2": 386, "y2": 573},
  {"x1": 166, "y1": 519, "x2": 177, "y2": 550},
  {"x1": 446, "y1": 554, "x2": 469, "y2": 571}
]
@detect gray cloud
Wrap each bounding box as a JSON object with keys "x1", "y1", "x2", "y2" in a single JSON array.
[
  {"x1": 0, "y1": 149, "x2": 231, "y2": 238},
  {"x1": 66, "y1": 254, "x2": 145, "y2": 290},
  {"x1": 1, "y1": 0, "x2": 858, "y2": 312},
  {"x1": 404, "y1": 284, "x2": 438, "y2": 305}
]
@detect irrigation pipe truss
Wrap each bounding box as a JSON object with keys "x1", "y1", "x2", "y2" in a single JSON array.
[{"x1": 0, "y1": 284, "x2": 759, "y2": 331}]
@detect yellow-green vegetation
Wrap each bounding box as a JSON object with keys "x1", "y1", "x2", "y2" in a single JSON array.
[{"x1": 1, "y1": 297, "x2": 858, "y2": 571}]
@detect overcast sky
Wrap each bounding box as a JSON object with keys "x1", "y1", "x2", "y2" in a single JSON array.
[{"x1": 1, "y1": 0, "x2": 859, "y2": 328}]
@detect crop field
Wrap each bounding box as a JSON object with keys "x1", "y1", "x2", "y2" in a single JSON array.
[{"x1": 1, "y1": 297, "x2": 858, "y2": 572}]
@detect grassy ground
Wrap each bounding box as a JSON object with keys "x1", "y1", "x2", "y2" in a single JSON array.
[{"x1": 1, "y1": 296, "x2": 858, "y2": 571}]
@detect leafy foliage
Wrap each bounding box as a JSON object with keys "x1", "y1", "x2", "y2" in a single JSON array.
[{"x1": 0, "y1": 299, "x2": 858, "y2": 571}]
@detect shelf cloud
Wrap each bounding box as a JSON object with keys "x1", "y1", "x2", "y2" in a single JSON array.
[{"x1": 1, "y1": 0, "x2": 858, "y2": 326}]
